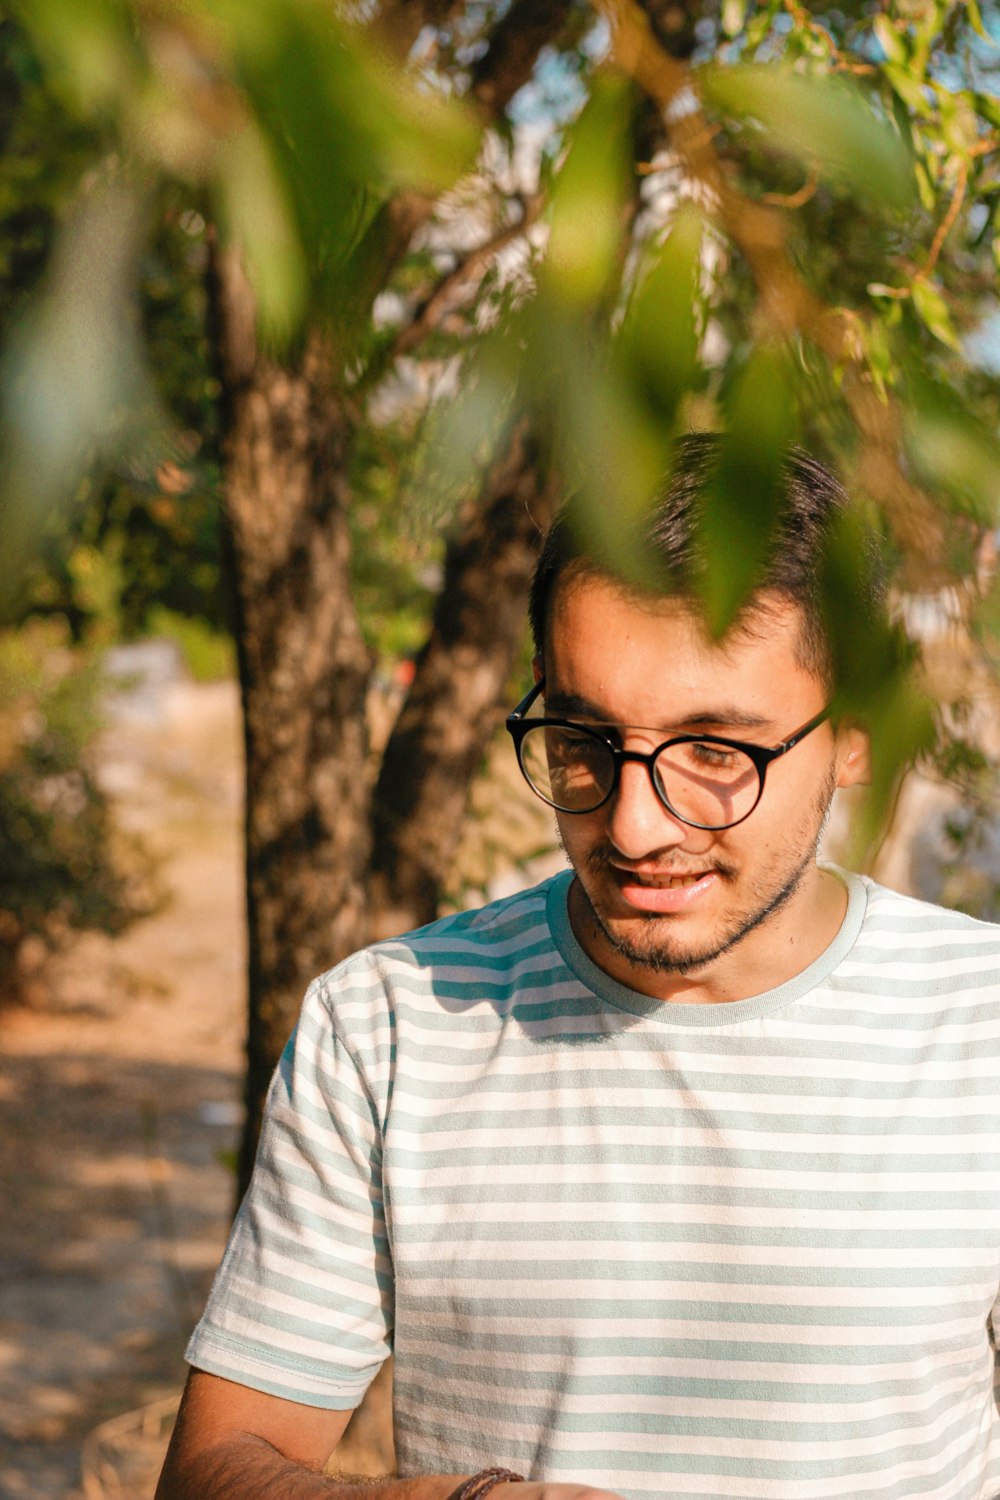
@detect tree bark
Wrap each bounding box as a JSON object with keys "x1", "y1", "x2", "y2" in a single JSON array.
[
  {"x1": 368, "y1": 418, "x2": 559, "y2": 937},
  {"x1": 214, "y1": 0, "x2": 581, "y2": 1192},
  {"x1": 213, "y1": 250, "x2": 374, "y2": 1194}
]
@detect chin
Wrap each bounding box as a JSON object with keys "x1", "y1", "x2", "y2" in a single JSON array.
[{"x1": 589, "y1": 903, "x2": 709, "y2": 975}]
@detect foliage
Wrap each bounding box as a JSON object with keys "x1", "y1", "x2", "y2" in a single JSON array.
[
  {"x1": 0, "y1": 20, "x2": 228, "y2": 640},
  {"x1": 3, "y1": 0, "x2": 1000, "y2": 860},
  {"x1": 0, "y1": 620, "x2": 151, "y2": 1003},
  {"x1": 144, "y1": 605, "x2": 235, "y2": 681}
]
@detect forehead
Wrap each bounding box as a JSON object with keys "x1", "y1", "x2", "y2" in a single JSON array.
[{"x1": 545, "y1": 574, "x2": 822, "y2": 725}]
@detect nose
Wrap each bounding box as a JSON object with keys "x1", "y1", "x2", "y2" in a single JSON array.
[{"x1": 605, "y1": 757, "x2": 690, "y2": 861}]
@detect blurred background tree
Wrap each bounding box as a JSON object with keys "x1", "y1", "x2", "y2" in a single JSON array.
[{"x1": 2, "y1": 0, "x2": 1000, "y2": 1192}]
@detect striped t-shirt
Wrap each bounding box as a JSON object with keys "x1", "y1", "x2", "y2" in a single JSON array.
[{"x1": 188, "y1": 867, "x2": 1000, "y2": 1500}]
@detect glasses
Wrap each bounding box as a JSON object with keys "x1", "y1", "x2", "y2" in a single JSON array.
[{"x1": 506, "y1": 679, "x2": 831, "y2": 831}]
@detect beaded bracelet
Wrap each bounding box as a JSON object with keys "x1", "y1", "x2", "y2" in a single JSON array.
[{"x1": 449, "y1": 1468, "x2": 525, "y2": 1500}]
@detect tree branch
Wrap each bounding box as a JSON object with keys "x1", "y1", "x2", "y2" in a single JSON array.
[
  {"x1": 372, "y1": 0, "x2": 574, "y2": 282},
  {"x1": 469, "y1": 0, "x2": 576, "y2": 116},
  {"x1": 375, "y1": 0, "x2": 463, "y2": 61},
  {"x1": 385, "y1": 193, "x2": 543, "y2": 364}
]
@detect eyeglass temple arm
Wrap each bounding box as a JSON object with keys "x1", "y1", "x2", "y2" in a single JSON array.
[
  {"x1": 777, "y1": 706, "x2": 831, "y2": 752},
  {"x1": 508, "y1": 678, "x2": 545, "y2": 721}
]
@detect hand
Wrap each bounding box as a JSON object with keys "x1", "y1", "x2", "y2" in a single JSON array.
[{"x1": 505, "y1": 1484, "x2": 626, "y2": 1500}]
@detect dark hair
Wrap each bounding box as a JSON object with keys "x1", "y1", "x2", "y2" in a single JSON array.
[{"x1": 529, "y1": 432, "x2": 884, "y2": 686}]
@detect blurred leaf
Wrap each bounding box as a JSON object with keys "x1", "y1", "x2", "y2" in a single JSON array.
[
  {"x1": 848, "y1": 673, "x2": 937, "y2": 863},
  {"x1": 913, "y1": 157, "x2": 937, "y2": 212},
  {"x1": 553, "y1": 325, "x2": 673, "y2": 589},
  {"x1": 882, "y1": 61, "x2": 932, "y2": 116},
  {"x1": 911, "y1": 277, "x2": 961, "y2": 350},
  {"x1": 417, "y1": 328, "x2": 521, "y2": 506},
  {"x1": 700, "y1": 63, "x2": 916, "y2": 208},
  {"x1": 975, "y1": 91, "x2": 1000, "y2": 130},
  {"x1": 820, "y1": 505, "x2": 908, "y2": 706},
  {"x1": 215, "y1": 122, "x2": 307, "y2": 345},
  {"x1": 218, "y1": 0, "x2": 476, "y2": 202},
  {"x1": 207, "y1": 0, "x2": 477, "y2": 339},
  {"x1": 935, "y1": 89, "x2": 980, "y2": 156},
  {"x1": 966, "y1": 0, "x2": 998, "y2": 46},
  {"x1": 819, "y1": 503, "x2": 935, "y2": 856},
  {"x1": 541, "y1": 71, "x2": 634, "y2": 306},
  {"x1": 904, "y1": 386, "x2": 1000, "y2": 523},
  {"x1": 696, "y1": 343, "x2": 797, "y2": 636},
  {"x1": 619, "y1": 202, "x2": 704, "y2": 428},
  {"x1": 872, "y1": 15, "x2": 907, "y2": 67},
  {"x1": 10, "y1": 0, "x2": 141, "y2": 116},
  {"x1": 0, "y1": 177, "x2": 161, "y2": 618}
]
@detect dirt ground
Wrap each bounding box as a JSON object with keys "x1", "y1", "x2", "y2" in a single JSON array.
[{"x1": 0, "y1": 667, "x2": 251, "y2": 1499}]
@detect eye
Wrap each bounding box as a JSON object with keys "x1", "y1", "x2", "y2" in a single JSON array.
[
  {"x1": 550, "y1": 727, "x2": 608, "y2": 762},
  {"x1": 689, "y1": 740, "x2": 741, "y2": 768}
]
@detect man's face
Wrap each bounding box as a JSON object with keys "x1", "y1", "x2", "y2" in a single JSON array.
[{"x1": 542, "y1": 574, "x2": 868, "y2": 1000}]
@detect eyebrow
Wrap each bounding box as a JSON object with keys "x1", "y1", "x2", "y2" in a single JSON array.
[{"x1": 543, "y1": 690, "x2": 773, "y2": 736}]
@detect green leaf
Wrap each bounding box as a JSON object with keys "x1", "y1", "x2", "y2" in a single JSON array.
[
  {"x1": 935, "y1": 88, "x2": 980, "y2": 156},
  {"x1": 11, "y1": 0, "x2": 141, "y2": 117},
  {"x1": 818, "y1": 505, "x2": 934, "y2": 823},
  {"x1": 214, "y1": 0, "x2": 476, "y2": 266},
  {"x1": 0, "y1": 179, "x2": 161, "y2": 617},
  {"x1": 699, "y1": 63, "x2": 916, "y2": 209},
  {"x1": 882, "y1": 61, "x2": 932, "y2": 116},
  {"x1": 215, "y1": 123, "x2": 308, "y2": 346},
  {"x1": 966, "y1": 0, "x2": 999, "y2": 46},
  {"x1": 872, "y1": 14, "x2": 907, "y2": 66},
  {"x1": 911, "y1": 278, "x2": 961, "y2": 350},
  {"x1": 619, "y1": 202, "x2": 704, "y2": 427},
  {"x1": 913, "y1": 157, "x2": 937, "y2": 212},
  {"x1": 904, "y1": 389, "x2": 1000, "y2": 523},
  {"x1": 975, "y1": 91, "x2": 1000, "y2": 130},
  {"x1": 696, "y1": 342, "x2": 798, "y2": 637},
  {"x1": 542, "y1": 72, "x2": 634, "y2": 306},
  {"x1": 549, "y1": 321, "x2": 675, "y2": 590}
]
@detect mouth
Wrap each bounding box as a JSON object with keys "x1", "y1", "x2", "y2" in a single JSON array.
[{"x1": 607, "y1": 864, "x2": 723, "y2": 913}]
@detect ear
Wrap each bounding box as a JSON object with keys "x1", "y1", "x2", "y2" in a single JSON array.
[
  {"x1": 531, "y1": 654, "x2": 544, "y2": 686},
  {"x1": 835, "y1": 722, "x2": 871, "y2": 788}
]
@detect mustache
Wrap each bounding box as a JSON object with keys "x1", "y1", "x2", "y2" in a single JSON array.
[{"x1": 584, "y1": 843, "x2": 737, "y2": 881}]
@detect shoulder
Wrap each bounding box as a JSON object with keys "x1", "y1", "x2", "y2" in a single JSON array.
[
  {"x1": 841, "y1": 875, "x2": 1000, "y2": 1012},
  {"x1": 307, "y1": 873, "x2": 566, "y2": 1026},
  {"x1": 859, "y1": 875, "x2": 1000, "y2": 949}
]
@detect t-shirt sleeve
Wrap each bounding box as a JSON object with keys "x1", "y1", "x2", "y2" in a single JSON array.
[{"x1": 185, "y1": 974, "x2": 393, "y2": 1409}]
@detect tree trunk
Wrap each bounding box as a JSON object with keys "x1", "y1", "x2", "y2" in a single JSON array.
[
  {"x1": 368, "y1": 418, "x2": 558, "y2": 937},
  {"x1": 214, "y1": 250, "x2": 374, "y2": 1195},
  {"x1": 211, "y1": 1, "x2": 580, "y2": 1195}
]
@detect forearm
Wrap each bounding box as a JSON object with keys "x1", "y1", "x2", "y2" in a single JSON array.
[{"x1": 156, "y1": 1431, "x2": 461, "y2": 1500}]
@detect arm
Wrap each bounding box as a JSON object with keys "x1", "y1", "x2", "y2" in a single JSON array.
[
  {"x1": 156, "y1": 1370, "x2": 626, "y2": 1500},
  {"x1": 155, "y1": 1369, "x2": 458, "y2": 1500}
]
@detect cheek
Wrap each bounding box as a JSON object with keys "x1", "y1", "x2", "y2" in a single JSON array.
[
  {"x1": 555, "y1": 808, "x2": 585, "y2": 845},
  {"x1": 555, "y1": 808, "x2": 603, "y2": 858}
]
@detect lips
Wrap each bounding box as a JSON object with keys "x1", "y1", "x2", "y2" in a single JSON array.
[{"x1": 610, "y1": 865, "x2": 721, "y2": 913}]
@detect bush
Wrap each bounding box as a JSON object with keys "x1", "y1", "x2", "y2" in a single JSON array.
[{"x1": 0, "y1": 620, "x2": 150, "y2": 1003}]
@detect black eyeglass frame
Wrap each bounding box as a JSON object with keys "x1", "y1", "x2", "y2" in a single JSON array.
[{"x1": 505, "y1": 678, "x2": 832, "y2": 831}]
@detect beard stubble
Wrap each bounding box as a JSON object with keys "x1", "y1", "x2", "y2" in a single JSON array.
[{"x1": 566, "y1": 767, "x2": 838, "y2": 979}]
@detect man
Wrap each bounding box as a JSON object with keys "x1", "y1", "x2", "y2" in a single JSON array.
[{"x1": 157, "y1": 435, "x2": 1000, "y2": 1500}]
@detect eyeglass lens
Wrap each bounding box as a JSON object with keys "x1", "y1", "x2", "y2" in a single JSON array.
[{"x1": 518, "y1": 724, "x2": 762, "y2": 828}]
